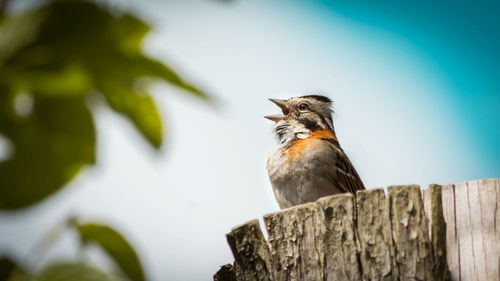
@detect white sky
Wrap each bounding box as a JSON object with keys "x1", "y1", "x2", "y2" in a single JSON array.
[{"x1": 0, "y1": 1, "x2": 489, "y2": 281}]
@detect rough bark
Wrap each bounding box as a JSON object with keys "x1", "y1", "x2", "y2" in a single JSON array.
[
  {"x1": 217, "y1": 179, "x2": 499, "y2": 281},
  {"x1": 317, "y1": 194, "x2": 361, "y2": 281},
  {"x1": 356, "y1": 188, "x2": 396, "y2": 281},
  {"x1": 214, "y1": 264, "x2": 237, "y2": 281},
  {"x1": 388, "y1": 185, "x2": 433, "y2": 280},
  {"x1": 263, "y1": 202, "x2": 323, "y2": 281},
  {"x1": 226, "y1": 219, "x2": 273, "y2": 281},
  {"x1": 428, "y1": 185, "x2": 451, "y2": 280}
]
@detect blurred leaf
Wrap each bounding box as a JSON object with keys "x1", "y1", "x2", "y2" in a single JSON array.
[
  {"x1": 0, "y1": 11, "x2": 46, "y2": 67},
  {"x1": 0, "y1": 257, "x2": 15, "y2": 281},
  {"x1": 0, "y1": 256, "x2": 29, "y2": 281},
  {"x1": 33, "y1": 263, "x2": 115, "y2": 281},
  {"x1": 99, "y1": 81, "x2": 162, "y2": 148},
  {"x1": 76, "y1": 223, "x2": 145, "y2": 281},
  {"x1": 0, "y1": 0, "x2": 212, "y2": 209},
  {"x1": 0, "y1": 95, "x2": 95, "y2": 210},
  {"x1": 0, "y1": 0, "x2": 210, "y2": 148},
  {"x1": 132, "y1": 57, "x2": 210, "y2": 100},
  {"x1": 106, "y1": 14, "x2": 150, "y2": 54},
  {"x1": 2, "y1": 62, "x2": 92, "y2": 97}
]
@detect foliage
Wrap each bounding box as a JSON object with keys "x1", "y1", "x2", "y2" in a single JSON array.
[
  {"x1": 0, "y1": 0, "x2": 209, "y2": 210},
  {"x1": 34, "y1": 263, "x2": 116, "y2": 281},
  {"x1": 0, "y1": 258, "x2": 16, "y2": 281},
  {"x1": 1, "y1": 220, "x2": 147, "y2": 281},
  {"x1": 0, "y1": 0, "x2": 214, "y2": 280},
  {"x1": 76, "y1": 223, "x2": 145, "y2": 281}
]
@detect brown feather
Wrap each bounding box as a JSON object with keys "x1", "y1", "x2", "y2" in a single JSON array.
[{"x1": 327, "y1": 141, "x2": 365, "y2": 193}]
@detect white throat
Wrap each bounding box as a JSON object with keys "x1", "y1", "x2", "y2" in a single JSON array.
[{"x1": 274, "y1": 119, "x2": 310, "y2": 145}]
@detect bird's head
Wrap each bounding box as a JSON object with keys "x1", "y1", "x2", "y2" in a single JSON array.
[
  {"x1": 266, "y1": 95, "x2": 334, "y2": 129},
  {"x1": 265, "y1": 95, "x2": 335, "y2": 143}
]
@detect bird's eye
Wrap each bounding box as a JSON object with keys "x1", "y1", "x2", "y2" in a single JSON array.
[{"x1": 299, "y1": 103, "x2": 309, "y2": 111}]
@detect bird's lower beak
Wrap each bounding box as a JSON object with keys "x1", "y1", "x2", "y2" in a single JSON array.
[
  {"x1": 264, "y1": 114, "x2": 286, "y2": 122},
  {"x1": 265, "y1": 98, "x2": 289, "y2": 122}
]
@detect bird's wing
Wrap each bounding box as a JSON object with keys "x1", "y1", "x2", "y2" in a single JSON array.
[{"x1": 323, "y1": 140, "x2": 365, "y2": 194}]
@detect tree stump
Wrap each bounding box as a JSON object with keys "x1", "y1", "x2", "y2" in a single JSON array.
[{"x1": 215, "y1": 179, "x2": 499, "y2": 281}]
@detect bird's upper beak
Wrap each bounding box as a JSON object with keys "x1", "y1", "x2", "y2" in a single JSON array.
[{"x1": 264, "y1": 98, "x2": 288, "y2": 122}]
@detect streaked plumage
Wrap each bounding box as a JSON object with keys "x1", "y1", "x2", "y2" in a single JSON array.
[{"x1": 265, "y1": 95, "x2": 364, "y2": 209}]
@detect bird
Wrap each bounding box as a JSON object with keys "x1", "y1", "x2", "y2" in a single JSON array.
[{"x1": 265, "y1": 95, "x2": 365, "y2": 209}]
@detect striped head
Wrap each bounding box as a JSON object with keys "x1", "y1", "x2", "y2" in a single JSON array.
[{"x1": 265, "y1": 95, "x2": 335, "y2": 144}]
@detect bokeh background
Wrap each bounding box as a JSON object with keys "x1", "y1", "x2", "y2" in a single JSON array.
[{"x1": 0, "y1": 0, "x2": 498, "y2": 280}]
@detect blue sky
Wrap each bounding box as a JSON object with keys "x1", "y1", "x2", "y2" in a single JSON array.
[
  {"x1": 297, "y1": 0, "x2": 500, "y2": 174},
  {"x1": 0, "y1": 1, "x2": 498, "y2": 280}
]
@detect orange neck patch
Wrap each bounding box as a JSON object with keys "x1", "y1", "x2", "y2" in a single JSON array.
[
  {"x1": 309, "y1": 129, "x2": 338, "y2": 141},
  {"x1": 283, "y1": 129, "x2": 338, "y2": 162}
]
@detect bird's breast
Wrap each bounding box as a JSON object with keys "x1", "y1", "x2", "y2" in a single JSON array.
[
  {"x1": 282, "y1": 129, "x2": 337, "y2": 162},
  {"x1": 267, "y1": 136, "x2": 335, "y2": 208}
]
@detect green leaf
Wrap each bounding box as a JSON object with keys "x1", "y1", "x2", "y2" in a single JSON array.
[
  {"x1": 0, "y1": 63, "x2": 93, "y2": 97},
  {"x1": 0, "y1": 256, "x2": 16, "y2": 281},
  {"x1": 34, "y1": 263, "x2": 116, "y2": 281},
  {"x1": 105, "y1": 13, "x2": 150, "y2": 54},
  {"x1": 98, "y1": 81, "x2": 162, "y2": 148},
  {"x1": 0, "y1": 11, "x2": 46, "y2": 67},
  {"x1": 76, "y1": 223, "x2": 145, "y2": 281},
  {"x1": 0, "y1": 95, "x2": 96, "y2": 210},
  {"x1": 0, "y1": 0, "x2": 213, "y2": 209},
  {"x1": 1, "y1": 0, "x2": 210, "y2": 151},
  {"x1": 131, "y1": 56, "x2": 210, "y2": 100},
  {"x1": 0, "y1": 256, "x2": 29, "y2": 281}
]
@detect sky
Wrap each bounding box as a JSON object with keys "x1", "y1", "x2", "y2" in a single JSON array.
[{"x1": 0, "y1": 0, "x2": 499, "y2": 280}]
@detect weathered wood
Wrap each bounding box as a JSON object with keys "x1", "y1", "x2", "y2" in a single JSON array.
[
  {"x1": 220, "y1": 179, "x2": 499, "y2": 281},
  {"x1": 356, "y1": 188, "x2": 396, "y2": 281},
  {"x1": 388, "y1": 185, "x2": 433, "y2": 280},
  {"x1": 441, "y1": 183, "x2": 460, "y2": 281},
  {"x1": 262, "y1": 194, "x2": 361, "y2": 281},
  {"x1": 214, "y1": 264, "x2": 237, "y2": 281},
  {"x1": 441, "y1": 179, "x2": 500, "y2": 281},
  {"x1": 429, "y1": 185, "x2": 451, "y2": 280},
  {"x1": 264, "y1": 202, "x2": 323, "y2": 281},
  {"x1": 226, "y1": 219, "x2": 273, "y2": 281},
  {"x1": 422, "y1": 185, "x2": 452, "y2": 281},
  {"x1": 317, "y1": 194, "x2": 361, "y2": 281}
]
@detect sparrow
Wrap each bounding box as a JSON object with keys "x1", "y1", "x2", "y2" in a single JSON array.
[{"x1": 265, "y1": 95, "x2": 365, "y2": 209}]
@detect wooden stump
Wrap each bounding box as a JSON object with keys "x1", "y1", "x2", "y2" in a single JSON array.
[{"x1": 215, "y1": 178, "x2": 499, "y2": 281}]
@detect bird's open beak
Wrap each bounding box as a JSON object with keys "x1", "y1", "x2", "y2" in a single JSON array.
[
  {"x1": 264, "y1": 98, "x2": 288, "y2": 122},
  {"x1": 264, "y1": 114, "x2": 285, "y2": 122}
]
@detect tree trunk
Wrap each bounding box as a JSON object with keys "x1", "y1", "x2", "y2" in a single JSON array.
[{"x1": 215, "y1": 178, "x2": 499, "y2": 281}]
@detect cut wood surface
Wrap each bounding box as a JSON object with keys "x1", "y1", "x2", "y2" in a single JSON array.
[
  {"x1": 216, "y1": 178, "x2": 499, "y2": 281},
  {"x1": 440, "y1": 179, "x2": 498, "y2": 281}
]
